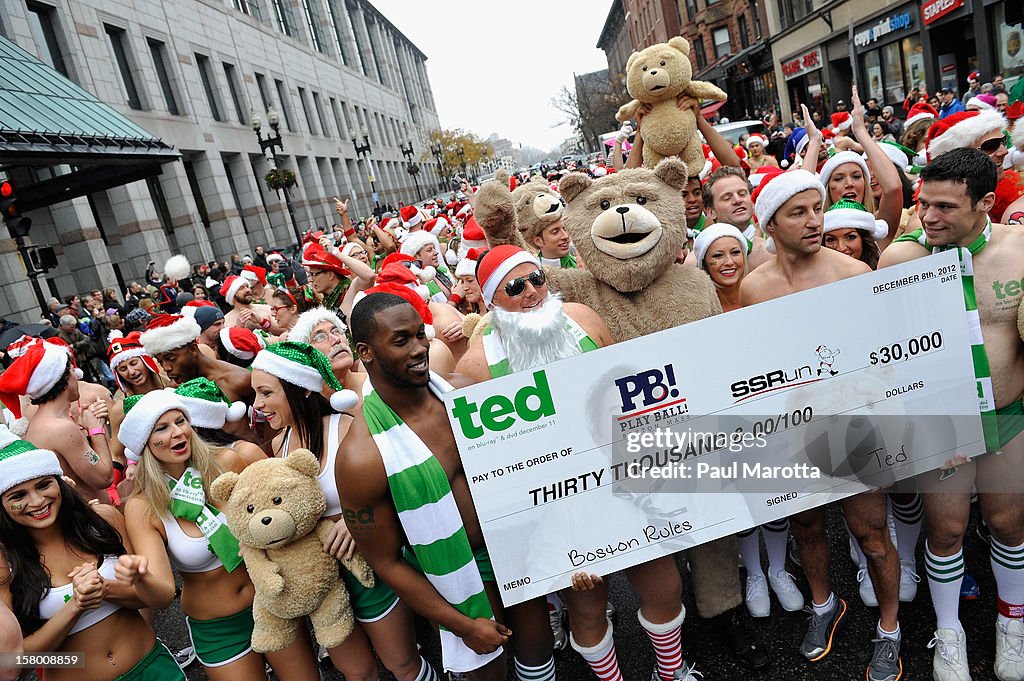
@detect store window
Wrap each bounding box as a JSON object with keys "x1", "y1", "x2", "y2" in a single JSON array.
[
  {"x1": 882, "y1": 42, "x2": 905, "y2": 104},
  {"x1": 861, "y1": 34, "x2": 923, "y2": 108},
  {"x1": 994, "y1": 4, "x2": 1024, "y2": 86},
  {"x1": 903, "y1": 35, "x2": 926, "y2": 92},
  {"x1": 865, "y1": 50, "x2": 883, "y2": 103}
]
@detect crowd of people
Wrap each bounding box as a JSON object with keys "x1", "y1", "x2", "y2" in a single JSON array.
[{"x1": 0, "y1": 77, "x2": 1021, "y2": 681}]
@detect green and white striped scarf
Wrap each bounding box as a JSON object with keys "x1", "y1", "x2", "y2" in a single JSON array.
[
  {"x1": 361, "y1": 374, "x2": 500, "y2": 673},
  {"x1": 540, "y1": 253, "x2": 578, "y2": 269},
  {"x1": 482, "y1": 317, "x2": 598, "y2": 378},
  {"x1": 895, "y1": 220, "x2": 998, "y2": 450},
  {"x1": 167, "y1": 467, "x2": 243, "y2": 572}
]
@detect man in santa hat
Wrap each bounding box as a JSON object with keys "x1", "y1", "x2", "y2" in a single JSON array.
[
  {"x1": 220, "y1": 274, "x2": 282, "y2": 334},
  {"x1": 0, "y1": 342, "x2": 113, "y2": 503},
  {"x1": 743, "y1": 169, "x2": 906, "y2": 681}
]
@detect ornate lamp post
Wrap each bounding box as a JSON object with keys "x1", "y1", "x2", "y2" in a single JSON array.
[
  {"x1": 251, "y1": 107, "x2": 300, "y2": 247},
  {"x1": 350, "y1": 126, "x2": 379, "y2": 214},
  {"x1": 429, "y1": 141, "x2": 446, "y2": 191},
  {"x1": 400, "y1": 139, "x2": 422, "y2": 201}
]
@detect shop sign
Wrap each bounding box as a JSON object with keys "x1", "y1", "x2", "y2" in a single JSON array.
[
  {"x1": 782, "y1": 47, "x2": 822, "y2": 81},
  {"x1": 922, "y1": 0, "x2": 964, "y2": 25},
  {"x1": 854, "y1": 12, "x2": 914, "y2": 47}
]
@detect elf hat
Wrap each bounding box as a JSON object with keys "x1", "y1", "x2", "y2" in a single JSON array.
[
  {"x1": 219, "y1": 327, "x2": 266, "y2": 361},
  {"x1": 460, "y1": 216, "x2": 487, "y2": 252},
  {"x1": 0, "y1": 425, "x2": 62, "y2": 495},
  {"x1": 925, "y1": 109, "x2": 1007, "y2": 163},
  {"x1": 455, "y1": 247, "x2": 484, "y2": 278},
  {"x1": 693, "y1": 223, "x2": 749, "y2": 271},
  {"x1": 476, "y1": 245, "x2": 541, "y2": 308},
  {"x1": 356, "y1": 283, "x2": 435, "y2": 339},
  {"x1": 219, "y1": 275, "x2": 247, "y2": 305},
  {"x1": 817, "y1": 150, "x2": 871, "y2": 189},
  {"x1": 241, "y1": 265, "x2": 267, "y2": 287},
  {"x1": 0, "y1": 343, "x2": 71, "y2": 419},
  {"x1": 823, "y1": 199, "x2": 888, "y2": 241},
  {"x1": 107, "y1": 332, "x2": 160, "y2": 392},
  {"x1": 753, "y1": 169, "x2": 825, "y2": 254},
  {"x1": 140, "y1": 314, "x2": 201, "y2": 357},
  {"x1": 118, "y1": 391, "x2": 191, "y2": 463},
  {"x1": 745, "y1": 134, "x2": 768, "y2": 149},
  {"x1": 174, "y1": 378, "x2": 247, "y2": 430},
  {"x1": 400, "y1": 205, "x2": 423, "y2": 228},
  {"x1": 905, "y1": 102, "x2": 939, "y2": 128},
  {"x1": 830, "y1": 112, "x2": 852, "y2": 133},
  {"x1": 872, "y1": 140, "x2": 917, "y2": 173},
  {"x1": 400, "y1": 230, "x2": 440, "y2": 261},
  {"x1": 250, "y1": 341, "x2": 358, "y2": 412},
  {"x1": 288, "y1": 307, "x2": 346, "y2": 345}
]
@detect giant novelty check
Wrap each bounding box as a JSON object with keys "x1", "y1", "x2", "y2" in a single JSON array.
[{"x1": 444, "y1": 251, "x2": 986, "y2": 606}]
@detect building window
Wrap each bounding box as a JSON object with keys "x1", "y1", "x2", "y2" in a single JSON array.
[
  {"x1": 313, "y1": 91, "x2": 330, "y2": 137},
  {"x1": 195, "y1": 53, "x2": 222, "y2": 121},
  {"x1": 275, "y1": 79, "x2": 295, "y2": 130},
  {"x1": 739, "y1": 15, "x2": 750, "y2": 49},
  {"x1": 323, "y1": 0, "x2": 344, "y2": 61},
  {"x1": 301, "y1": 0, "x2": 323, "y2": 52},
  {"x1": 255, "y1": 72, "x2": 272, "y2": 112},
  {"x1": 26, "y1": 3, "x2": 68, "y2": 77},
  {"x1": 713, "y1": 26, "x2": 730, "y2": 59},
  {"x1": 340, "y1": 100, "x2": 353, "y2": 132},
  {"x1": 994, "y1": 4, "x2": 1024, "y2": 84},
  {"x1": 694, "y1": 37, "x2": 707, "y2": 69},
  {"x1": 147, "y1": 38, "x2": 179, "y2": 115},
  {"x1": 223, "y1": 62, "x2": 247, "y2": 124},
  {"x1": 233, "y1": 0, "x2": 250, "y2": 15},
  {"x1": 271, "y1": 0, "x2": 292, "y2": 36},
  {"x1": 345, "y1": 1, "x2": 367, "y2": 75},
  {"x1": 104, "y1": 25, "x2": 142, "y2": 109},
  {"x1": 297, "y1": 86, "x2": 316, "y2": 133},
  {"x1": 778, "y1": 0, "x2": 814, "y2": 29}
]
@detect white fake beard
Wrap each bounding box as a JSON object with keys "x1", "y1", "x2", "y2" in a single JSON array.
[{"x1": 490, "y1": 293, "x2": 583, "y2": 373}]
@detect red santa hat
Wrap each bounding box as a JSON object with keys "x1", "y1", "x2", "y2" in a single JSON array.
[
  {"x1": 359, "y1": 282, "x2": 434, "y2": 338},
  {"x1": 301, "y1": 241, "x2": 351, "y2": 278},
  {"x1": 1005, "y1": 101, "x2": 1024, "y2": 122},
  {"x1": 425, "y1": 214, "x2": 451, "y2": 236},
  {"x1": 266, "y1": 251, "x2": 286, "y2": 265},
  {"x1": 455, "y1": 247, "x2": 484, "y2": 278},
  {"x1": 456, "y1": 202, "x2": 472, "y2": 220},
  {"x1": 0, "y1": 342, "x2": 72, "y2": 419},
  {"x1": 400, "y1": 204, "x2": 423, "y2": 228},
  {"x1": 140, "y1": 313, "x2": 201, "y2": 356},
  {"x1": 219, "y1": 275, "x2": 246, "y2": 304},
  {"x1": 460, "y1": 216, "x2": 487, "y2": 252},
  {"x1": 749, "y1": 164, "x2": 784, "y2": 190},
  {"x1": 218, "y1": 327, "x2": 266, "y2": 361},
  {"x1": 924, "y1": 109, "x2": 1007, "y2": 163},
  {"x1": 830, "y1": 111, "x2": 852, "y2": 133},
  {"x1": 905, "y1": 102, "x2": 939, "y2": 128},
  {"x1": 745, "y1": 134, "x2": 768, "y2": 149},
  {"x1": 107, "y1": 332, "x2": 160, "y2": 392},
  {"x1": 476, "y1": 245, "x2": 541, "y2": 308},
  {"x1": 381, "y1": 252, "x2": 435, "y2": 285},
  {"x1": 241, "y1": 264, "x2": 267, "y2": 287},
  {"x1": 5, "y1": 335, "x2": 41, "y2": 360}
]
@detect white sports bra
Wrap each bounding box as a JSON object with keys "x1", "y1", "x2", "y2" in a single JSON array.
[
  {"x1": 38, "y1": 555, "x2": 121, "y2": 635},
  {"x1": 282, "y1": 413, "x2": 343, "y2": 517},
  {"x1": 160, "y1": 514, "x2": 224, "y2": 573}
]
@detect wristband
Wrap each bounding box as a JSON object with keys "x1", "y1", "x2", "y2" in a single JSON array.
[
  {"x1": 112, "y1": 461, "x2": 125, "y2": 473},
  {"x1": 344, "y1": 227, "x2": 355, "y2": 237},
  {"x1": 260, "y1": 317, "x2": 272, "y2": 331},
  {"x1": 448, "y1": 293, "x2": 463, "y2": 305},
  {"x1": 88, "y1": 427, "x2": 106, "y2": 437}
]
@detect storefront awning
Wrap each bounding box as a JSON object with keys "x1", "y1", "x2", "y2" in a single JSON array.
[
  {"x1": 0, "y1": 35, "x2": 179, "y2": 211},
  {"x1": 693, "y1": 54, "x2": 730, "y2": 83},
  {"x1": 722, "y1": 40, "x2": 770, "y2": 75},
  {"x1": 699, "y1": 100, "x2": 726, "y2": 120}
]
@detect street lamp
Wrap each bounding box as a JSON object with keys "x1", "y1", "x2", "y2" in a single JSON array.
[
  {"x1": 456, "y1": 144, "x2": 467, "y2": 181},
  {"x1": 251, "y1": 108, "x2": 301, "y2": 248},
  {"x1": 399, "y1": 140, "x2": 422, "y2": 201},
  {"x1": 429, "y1": 141, "x2": 446, "y2": 191},
  {"x1": 350, "y1": 126, "x2": 379, "y2": 214}
]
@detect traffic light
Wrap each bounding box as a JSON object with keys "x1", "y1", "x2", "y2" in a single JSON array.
[{"x1": 0, "y1": 181, "x2": 17, "y2": 222}]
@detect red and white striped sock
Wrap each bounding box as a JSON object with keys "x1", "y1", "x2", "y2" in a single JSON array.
[
  {"x1": 570, "y1": 618, "x2": 623, "y2": 681},
  {"x1": 638, "y1": 605, "x2": 687, "y2": 680}
]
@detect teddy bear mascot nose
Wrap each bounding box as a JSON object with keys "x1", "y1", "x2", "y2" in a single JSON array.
[{"x1": 261, "y1": 516, "x2": 272, "y2": 525}]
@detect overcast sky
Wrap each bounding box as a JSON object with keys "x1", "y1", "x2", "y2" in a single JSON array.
[{"x1": 370, "y1": 1, "x2": 613, "y2": 151}]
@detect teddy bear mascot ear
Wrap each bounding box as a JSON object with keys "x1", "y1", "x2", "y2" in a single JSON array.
[
  {"x1": 667, "y1": 36, "x2": 690, "y2": 55},
  {"x1": 653, "y1": 157, "x2": 691, "y2": 190},
  {"x1": 210, "y1": 471, "x2": 240, "y2": 507},
  {"x1": 285, "y1": 449, "x2": 320, "y2": 478},
  {"x1": 558, "y1": 171, "x2": 594, "y2": 204}
]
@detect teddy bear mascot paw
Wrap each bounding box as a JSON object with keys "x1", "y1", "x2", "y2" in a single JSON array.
[{"x1": 473, "y1": 172, "x2": 526, "y2": 249}]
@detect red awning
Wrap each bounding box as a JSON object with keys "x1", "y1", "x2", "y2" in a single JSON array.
[{"x1": 700, "y1": 100, "x2": 726, "y2": 120}]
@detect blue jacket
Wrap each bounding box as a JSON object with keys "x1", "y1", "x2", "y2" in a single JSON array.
[{"x1": 939, "y1": 99, "x2": 965, "y2": 119}]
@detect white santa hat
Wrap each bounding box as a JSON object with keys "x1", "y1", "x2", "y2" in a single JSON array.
[
  {"x1": 476, "y1": 245, "x2": 541, "y2": 308},
  {"x1": 140, "y1": 314, "x2": 201, "y2": 356},
  {"x1": 745, "y1": 134, "x2": 768, "y2": 149},
  {"x1": 401, "y1": 230, "x2": 440, "y2": 260},
  {"x1": 0, "y1": 342, "x2": 72, "y2": 419},
  {"x1": 118, "y1": 391, "x2": 191, "y2": 462},
  {"x1": 753, "y1": 169, "x2": 825, "y2": 254},
  {"x1": 455, "y1": 247, "x2": 485, "y2": 278},
  {"x1": 817, "y1": 151, "x2": 871, "y2": 190},
  {"x1": 288, "y1": 307, "x2": 347, "y2": 345},
  {"x1": 693, "y1": 223, "x2": 749, "y2": 271},
  {"x1": 965, "y1": 96, "x2": 994, "y2": 111},
  {"x1": 924, "y1": 109, "x2": 1007, "y2": 163},
  {"x1": 823, "y1": 199, "x2": 888, "y2": 241},
  {"x1": 0, "y1": 425, "x2": 62, "y2": 495},
  {"x1": 219, "y1": 275, "x2": 246, "y2": 304}
]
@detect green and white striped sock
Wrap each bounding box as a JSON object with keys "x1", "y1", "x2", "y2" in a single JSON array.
[
  {"x1": 991, "y1": 539, "x2": 1024, "y2": 625},
  {"x1": 515, "y1": 655, "x2": 556, "y2": 681},
  {"x1": 414, "y1": 656, "x2": 440, "y2": 681},
  {"x1": 925, "y1": 542, "x2": 964, "y2": 633}
]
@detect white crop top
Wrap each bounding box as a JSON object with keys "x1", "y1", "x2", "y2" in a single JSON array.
[
  {"x1": 282, "y1": 413, "x2": 343, "y2": 517},
  {"x1": 160, "y1": 514, "x2": 224, "y2": 573},
  {"x1": 38, "y1": 555, "x2": 121, "y2": 635}
]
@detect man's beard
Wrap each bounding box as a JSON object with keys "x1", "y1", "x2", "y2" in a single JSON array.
[{"x1": 490, "y1": 293, "x2": 583, "y2": 373}]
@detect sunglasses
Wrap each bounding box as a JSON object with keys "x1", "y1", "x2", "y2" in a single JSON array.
[
  {"x1": 503, "y1": 269, "x2": 546, "y2": 298},
  {"x1": 978, "y1": 135, "x2": 1005, "y2": 154}
]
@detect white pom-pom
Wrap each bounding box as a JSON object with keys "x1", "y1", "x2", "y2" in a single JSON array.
[
  {"x1": 415, "y1": 265, "x2": 436, "y2": 283},
  {"x1": 425, "y1": 324, "x2": 435, "y2": 340},
  {"x1": 225, "y1": 401, "x2": 247, "y2": 422},
  {"x1": 164, "y1": 254, "x2": 191, "y2": 282},
  {"x1": 781, "y1": 159, "x2": 790, "y2": 169},
  {"x1": 329, "y1": 389, "x2": 359, "y2": 412},
  {"x1": 413, "y1": 285, "x2": 431, "y2": 302},
  {"x1": 9, "y1": 417, "x2": 29, "y2": 438},
  {"x1": 124, "y1": 447, "x2": 140, "y2": 463},
  {"x1": 445, "y1": 249, "x2": 460, "y2": 267},
  {"x1": 73, "y1": 368, "x2": 84, "y2": 380}
]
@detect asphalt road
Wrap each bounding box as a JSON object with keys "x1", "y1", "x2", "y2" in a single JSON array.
[{"x1": 150, "y1": 503, "x2": 998, "y2": 681}]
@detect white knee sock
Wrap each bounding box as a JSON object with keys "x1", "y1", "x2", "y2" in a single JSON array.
[
  {"x1": 890, "y1": 494, "x2": 923, "y2": 564},
  {"x1": 515, "y1": 655, "x2": 556, "y2": 681},
  {"x1": 762, "y1": 519, "x2": 790, "y2": 575},
  {"x1": 737, "y1": 527, "x2": 763, "y2": 578},
  {"x1": 991, "y1": 538, "x2": 1024, "y2": 626},
  {"x1": 925, "y1": 541, "x2": 964, "y2": 633},
  {"x1": 570, "y1": 619, "x2": 622, "y2": 681}
]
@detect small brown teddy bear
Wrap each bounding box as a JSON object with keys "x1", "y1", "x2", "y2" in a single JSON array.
[
  {"x1": 616, "y1": 37, "x2": 727, "y2": 175},
  {"x1": 211, "y1": 450, "x2": 374, "y2": 653}
]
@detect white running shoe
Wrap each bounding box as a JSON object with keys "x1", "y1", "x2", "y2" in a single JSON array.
[
  {"x1": 548, "y1": 604, "x2": 568, "y2": 651},
  {"x1": 745, "y1": 572, "x2": 770, "y2": 618},
  {"x1": 857, "y1": 567, "x2": 878, "y2": 608},
  {"x1": 899, "y1": 560, "x2": 920, "y2": 602},
  {"x1": 995, "y1": 618, "x2": 1024, "y2": 681},
  {"x1": 769, "y1": 569, "x2": 805, "y2": 612},
  {"x1": 928, "y1": 628, "x2": 971, "y2": 681}
]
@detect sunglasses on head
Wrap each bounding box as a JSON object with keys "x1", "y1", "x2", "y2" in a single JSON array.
[
  {"x1": 978, "y1": 135, "x2": 1005, "y2": 154},
  {"x1": 503, "y1": 269, "x2": 546, "y2": 298}
]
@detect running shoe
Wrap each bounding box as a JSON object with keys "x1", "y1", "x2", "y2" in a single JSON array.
[
  {"x1": 995, "y1": 618, "x2": 1024, "y2": 681},
  {"x1": 548, "y1": 603, "x2": 568, "y2": 651},
  {"x1": 769, "y1": 570, "x2": 805, "y2": 612},
  {"x1": 857, "y1": 567, "x2": 879, "y2": 608},
  {"x1": 745, "y1": 573, "x2": 770, "y2": 618},
  {"x1": 960, "y1": 572, "x2": 981, "y2": 601},
  {"x1": 800, "y1": 598, "x2": 846, "y2": 662},
  {"x1": 650, "y1": 660, "x2": 705, "y2": 679},
  {"x1": 899, "y1": 561, "x2": 920, "y2": 602},
  {"x1": 928, "y1": 628, "x2": 971, "y2": 681},
  {"x1": 867, "y1": 634, "x2": 903, "y2": 681}
]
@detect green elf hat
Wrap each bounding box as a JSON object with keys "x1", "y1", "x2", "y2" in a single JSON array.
[
  {"x1": 873, "y1": 140, "x2": 917, "y2": 174},
  {"x1": 174, "y1": 378, "x2": 247, "y2": 430},
  {"x1": 823, "y1": 198, "x2": 888, "y2": 241},
  {"x1": 0, "y1": 424, "x2": 63, "y2": 495},
  {"x1": 250, "y1": 341, "x2": 358, "y2": 412}
]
